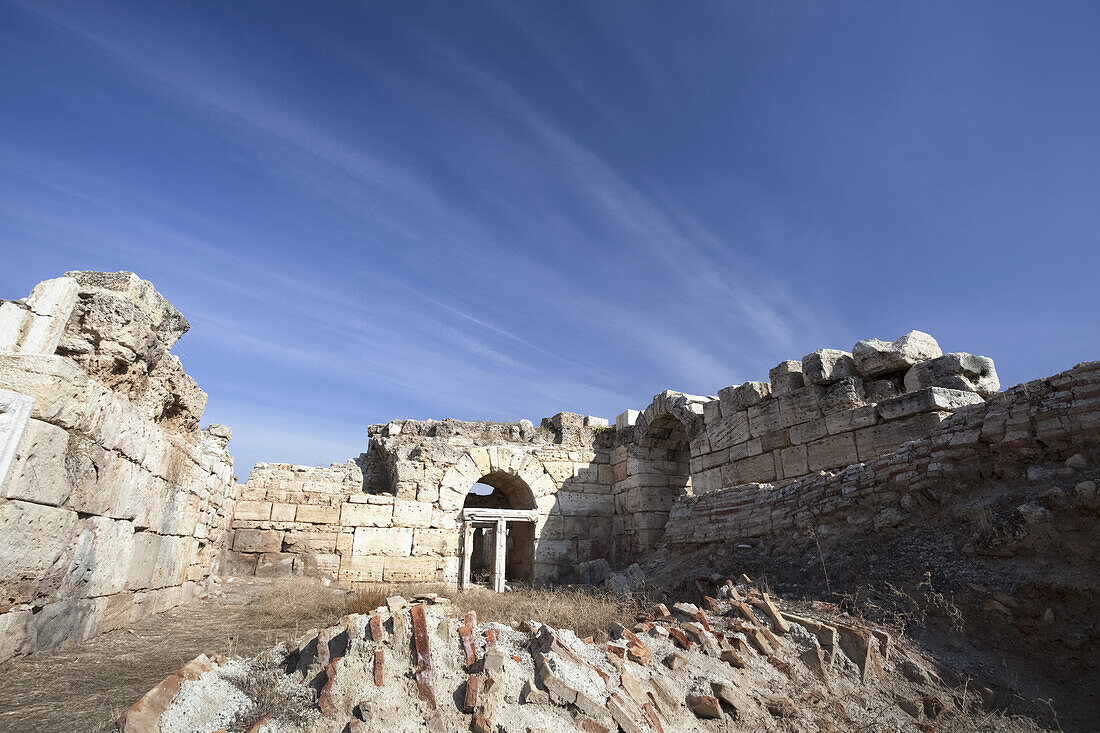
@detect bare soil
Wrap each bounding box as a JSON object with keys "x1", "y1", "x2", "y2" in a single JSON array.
[{"x1": 0, "y1": 578, "x2": 351, "y2": 733}]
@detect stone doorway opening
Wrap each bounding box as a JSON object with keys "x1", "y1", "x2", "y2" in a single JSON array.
[
  {"x1": 460, "y1": 471, "x2": 536, "y2": 591},
  {"x1": 629, "y1": 414, "x2": 693, "y2": 554}
]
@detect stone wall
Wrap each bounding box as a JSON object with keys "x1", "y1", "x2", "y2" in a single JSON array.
[
  {"x1": 227, "y1": 414, "x2": 618, "y2": 586},
  {"x1": 662, "y1": 360, "x2": 1098, "y2": 548},
  {"x1": 229, "y1": 330, "x2": 1006, "y2": 588},
  {"x1": 0, "y1": 273, "x2": 237, "y2": 663}
]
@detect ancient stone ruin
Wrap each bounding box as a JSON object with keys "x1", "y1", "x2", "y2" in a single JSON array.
[{"x1": 1, "y1": 272, "x2": 1096, "y2": 730}]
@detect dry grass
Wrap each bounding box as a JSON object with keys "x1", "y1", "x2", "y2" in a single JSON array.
[
  {"x1": 249, "y1": 577, "x2": 351, "y2": 629},
  {"x1": 342, "y1": 583, "x2": 647, "y2": 639},
  {"x1": 225, "y1": 657, "x2": 315, "y2": 733}
]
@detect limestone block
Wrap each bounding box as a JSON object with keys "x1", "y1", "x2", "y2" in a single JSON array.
[
  {"x1": 616, "y1": 410, "x2": 641, "y2": 429},
  {"x1": 98, "y1": 592, "x2": 135, "y2": 634},
  {"x1": 732, "y1": 452, "x2": 776, "y2": 484},
  {"x1": 0, "y1": 609, "x2": 31, "y2": 662},
  {"x1": 66, "y1": 516, "x2": 136, "y2": 598},
  {"x1": 271, "y1": 502, "x2": 297, "y2": 522},
  {"x1": 126, "y1": 533, "x2": 189, "y2": 591},
  {"x1": 14, "y1": 277, "x2": 79, "y2": 355},
  {"x1": 340, "y1": 501, "x2": 393, "y2": 527},
  {"x1": 411, "y1": 528, "x2": 459, "y2": 556},
  {"x1": 718, "y1": 381, "x2": 771, "y2": 409},
  {"x1": 296, "y1": 504, "x2": 339, "y2": 524},
  {"x1": 233, "y1": 529, "x2": 283, "y2": 553},
  {"x1": 747, "y1": 400, "x2": 782, "y2": 438},
  {"x1": 234, "y1": 500, "x2": 272, "y2": 522},
  {"x1": 256, "y1": 553, "x2": 295, "y2": 578},
  {"x1": 0, "y1": 390, "x2": 35, "y2": 492},
  {"x1": 903, "y1": 353, "x2": 999, "y2": 397},
  {"x1": 702, "y1": 399, "x2": 722, "y2": 423},
  {"x1": 353, "y1": 526, "x2": 413, "y2": 556},
  {"x1": 878, "y1": 387, "x2": 984, "y2": 421},
  {"x1": 806, "y1": 433, "x2": 859, "y2": 472},
  {"x1": 0, "y1": 500, "x2": 79, "y2": 596},
  {"x1": 777, "y1": 386, "x2": 824, "y2": 428},
  {"x1": 865, "y1": 378, "x2": 902, "y2": 403},
  {"x1": 706, "y1": 410, "x2": 750, "y2": 451},
  {"x1": 825, "y1": 406, "x2": 879, "y2": 435},
  {"x1": 769, "y1": 361, "x2": 805, "y2": 396},
  {"x1": 789, "y1": 418, "x2": 828, "y2": 446},
  {"x1": 26, "y1": 596, "x2": 106, "y2": 653},
  {"x1": 852, "y1": 330, "x2": 941, "y2": 378},
  {"x1": 0, "y1": 302, "x2": 27, "y2": 353},
  {"x1": 802, "y1": 349, "x2": 858, "y2": 386},
  {"x1": 760, "y1": 429, "x2": 791, "y2": 453},
  {"x1": 556, "y1": 493, "x2": 615, "y2": 517},
  {"x1": 728, "y1": 437, "x2": 763, "y2": 462},
  {"x1": 822, "y1": 377, "x2": 866, "y2": 413},
  {"x1": 469, "y1": 447, "x2": 491, "y2": 477},
  {"x1": 282, "y1": 531, "x2": 337, "y2": 553},
  {"x1": 393, "y1": 499, "x2": 433, "y2": 528},
  {"x1": 779, "y1": 445, "x2": 809, "y2": 478},
  {"x1": 854, "y1": 411, "x2": 948, "y2": 462},
  {"x1": 293, "y1": 553, "x2": 340, "y2": 577},
  {"x1": 0, "y1": 355, "x2": 91, "y2": 433},
  {"x1": 1, "y1": 418, "x2": 72, "y2": 506},
  {"x1": 383, "y1": 555, "x2": 439, "y2": 582}
]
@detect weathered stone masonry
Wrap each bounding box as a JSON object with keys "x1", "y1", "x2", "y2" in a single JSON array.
[
  {"x1": 228, "y1": 327, "x2": 1009, "y2": 591},
  {"x1": 0, "y1": 273, "x2": 237, "y2": 663}
]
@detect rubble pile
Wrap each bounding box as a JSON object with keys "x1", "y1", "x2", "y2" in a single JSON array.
[{"x1": 117, "y1": 579, "x2": 1013, "y2": 733}]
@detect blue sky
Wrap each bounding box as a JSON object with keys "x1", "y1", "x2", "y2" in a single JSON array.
[{"x1": 2, "y1": 1, "x2": 1097, "y2": 476}]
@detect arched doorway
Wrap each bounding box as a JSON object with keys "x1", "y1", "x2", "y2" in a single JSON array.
[
  {"x1": 460, "y1": 470, "x2": 536, "y2": 591},
  {"x1": 628, "y1": 413, "x2": 693, "y2": 555}
]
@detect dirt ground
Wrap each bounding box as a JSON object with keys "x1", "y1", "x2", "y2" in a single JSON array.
[{"x1": 0, "y1": 578, "x2": 352, "y2": 733}]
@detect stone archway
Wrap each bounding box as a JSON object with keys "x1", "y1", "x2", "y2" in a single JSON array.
[
  {"x1": 623, "y1": 391, "x2": 708, "y2": 555},
  {"x1": 438, "y1": 446, "x2": 556, "y2": 590}
]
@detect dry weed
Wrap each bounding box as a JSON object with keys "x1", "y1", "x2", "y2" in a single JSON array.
[
  {"x1": 249, "y1": 578, "x2": 351, "y2": 628},
  {"x1": 344, "y1": 584, "x2": 645, "y2": 639},
  {"x1": 226, "y1": 657, "x2": 315, "y2": 733}
]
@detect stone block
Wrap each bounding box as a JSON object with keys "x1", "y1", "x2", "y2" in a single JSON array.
[
  {"x1": 256, "y1": 553, "x2": 295, "y2": 578},
  {"x1": 616, "y1": 410, "x2": 640, "y2": 428},
  {"x1": 718, "y1": 381, "x2": 771, "y2": 409},
  {"x1": 878, "y1": 387, "x2": 984, "y2": 421},
  {"x1": 728, "y1": 437, "x2": 763, "y2": 462},
  {"x1": 393, "y1": 499, "x2": 432, "y2": 527},
  {"x1": 825, "y1": 406, "x2": 879, "y2": 435},
  {"x1": 702, "y1": 399, "x2": 723, "y2": 423},
  {"x1": 69, "y1": 515, "x2": 136, "y2": 598},
  {"x1": 412, "y1": 528, "x2": 459, "y2": 556},
  {"x1": 1, "y1": 418, "x2": 73, "y2": 506},
  {"x1": 747, "y1": 400, "x2": 782, "y2": 438},
  {"x1": 769, "y1": 361, "x2": 805, "y2": 396},
  {"x1": 293, "y1": 553, "x2": 340, "y2": 577},
  {"x1": 26, "y1": 597, "x2": 106, "y2": 653},
  {"x1": 341, "y1": 501, "x2": 393, "y2": 527},
  {"x1": 0, "y1": 609, "x2": 31, "y2": 662},
  {"x1": 854, "y1": 412, "x2": 948, "y2": 462},
  {"x1": 822, "y1": 377, "x2": 866, "y2": 413},
  {"x1": 296, "y1": 504, "x2": 339, "y2": 524},
  {"x1": 281, "y1": 531, "x2": 336, "y2": 553},
  {"x1": 271, "y1": 503, "x2": 297, "y2": 522},
  {"x1": 790, "y1": 418, "x2": 828, "y2": 445},
  {"x1": 802, "y1": 349, "x2": 858, "y2": 386},
  {"x1": 383, "y1": 556, "x2": 438, "y2": 582},
  {"x1": 234, "y1": 500, "x2": 272, "y2": 522},
  {"x1": 865, "y1": 378, "x2": 902, "y2": 403},
  {"x1": 903, "y1": 353, "x2": 999, "y2": 397},
  {"x1": 340, "y1": 554, "x2": 384, "y2": 582},
  {"x1": 779, "y1": 445, "x2": 809, "y2": 479},
  {"x1": 353, "y1": 526, "x2": 413, "y2": 556},
  {"x1": 0, "y1": 500, "x2": 78, "y2": 602},
  {"x1": 777, "y1": 386, "x2": 824, "y2": 428},
  {"x1": 97, "y1": 592, "x2": 135, "y2": 634},
  {"x1": 706, "y1": 410, "x2": 750, "y2": 451},
  {"x1": 806, "y1": 432, "x2": 859, "y2": 472},
  {"x1": 760, "y1": 429, "x2": 791, "y2": 453},
  {"x1": 732, "y1": 452, "x2": 776, "y2": 484},
  {"x1": 852, "y1": 330, "x2": 941, "y2": 378}
]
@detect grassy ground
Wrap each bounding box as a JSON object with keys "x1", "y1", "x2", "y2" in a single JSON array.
[{"x1": 0, "y1": 578, "x2": 351, "y2": 733}]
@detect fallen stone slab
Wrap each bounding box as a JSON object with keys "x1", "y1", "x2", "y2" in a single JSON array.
[{"x1": 853, "y1": 330, "x2": 942, "y2": 378}]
